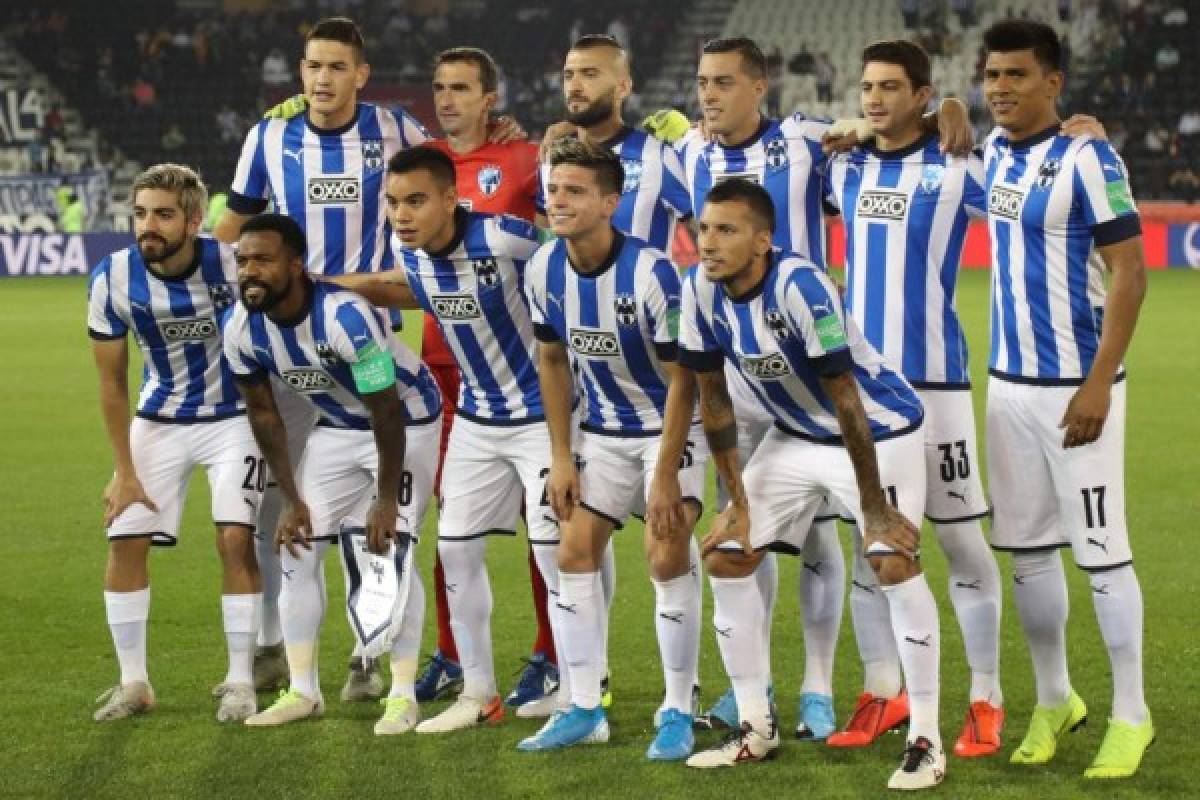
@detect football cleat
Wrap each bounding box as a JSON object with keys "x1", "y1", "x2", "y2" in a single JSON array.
[
  {"x1": 685, "y1": 720, "x2": 781, "y2": 768},
  {"x1": 214, "y1": 682, "x2": 257, "y2": 723},
  {"x1": 600, "y1": 673, "x2": 613, "y2": 709},
  {"x1": 1010, "y1": 691, "x2": 1087, "y2": 765},
  {"x1": 827, "y1": 690, "x2": 910, "y2": 747},
  {"x1": 1083, "y1": 715, "x2": 1154, "y2": 779},
  {"x1": 647, "y1": 708, "x2": 695, "y2": 760},
  {"x1": 415, "y1": 694, "x2": 504, "y2": 734},
  {"x1": 244, "y1": 688, "x2": 324, "y2": 726},
  {"x1": 954, "y1": 700, "x2": 1004, "y2": 757},
  {"x1": 414, "y1": 651, "x2": 464, "y2": 703},
  {"x1": 251, "y1": 643, "x2": 289, "y2": 692},
  {"x1": 695, "y1": 687, "x2": 739, "y2": 731},
  {"x1": 516, "y1": 690, "x2": 561, "y2": 719},
  {"x1": 94, "y1": 681, "x2": 155, "y2": 722},
  {"x1": 505, "y1": 653, "x2": 559, "y2": 708},
  {"x1": 795, "y1": 692, "x2": 836, "y2": 741},
  {"x1": 887, "y1": 736, "x2": 946, "y2": 790},
  {"x1": 340, "y1": 657, "x2": 385, "y2": 703},
  {"x1": 374, "y1": 696, "x2": 420, "y2": 736},
  {"x1": 517, "y1": 705, "x2": 610, "y2": 751},
  {"x1": 655, "y1": 684, "x2": 701, "y2": 728}
]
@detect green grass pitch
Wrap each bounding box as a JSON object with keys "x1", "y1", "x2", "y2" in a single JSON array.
[{"x1": 0, "y1": 270, "x2": 1195, "y2": 799}]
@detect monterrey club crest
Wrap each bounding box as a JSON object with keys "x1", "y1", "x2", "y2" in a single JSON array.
[
  {"x1": 1035, "y1": 158, "x2": 1061, "y2": 189},
  {"x1": 477, "y1": 164, "x2": 502, "y2": 197},
  {"x1": 208, "y1": 282, "x2": 235, "y2": 312},
  {"x1": 614, "y1": 294, "x2": 638, "y2": 326},
  {"x1": 764, "y1": 308, "x2": 790, "y2": 339},
  {"x1": 361, "y1": 139, "x2": 385, "y2": 175},
  {"x1": 765, "y1": 136, "x2": 789, "y2": 171},
  {"x1": 620, "y1": 158, "x2": 643, "y2": 193},
  {"x1": 472, "y1": 257, "x2": 500, "y2": 287},
  {"x1": 315, "y1": 341, "x2": 340, "y2": 369}
]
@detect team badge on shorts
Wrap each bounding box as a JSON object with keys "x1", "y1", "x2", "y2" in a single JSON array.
[
  {"x1": 361, "y1": 139, "x2": 385, "y2": 175},
  {"x1": 621, "y1": 159, "x2": 643, "y2": 193},
  {"x1": 478, "y1": 164, "x2": 502, "y2": 197},
  {"x1": 613, "y1": 294, "x2": 638, "y2": 326},
  {"x1": 764, "y1": 308, "x2": 791, "y2": 339},
  {"x1": 921, "y1": 164, "x2": 945, "y2": 193},
  {"x1": 208, "y1": 282, "x2": 236, "y2": 311},
  {"x1": 765, "y1": 136, "x2": 790, "y2": 172},
  {"x1": 1035, "y1": 159, "x2": 1061, "y2": 189},
  {"x1": 472, "y1": 257, "x2": 501, "y2": 288}
]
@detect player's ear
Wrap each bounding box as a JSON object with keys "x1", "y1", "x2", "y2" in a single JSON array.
[
  {"x1": 482, "y1": 91, "x2": 498, "y2": 115},
  {"x1": 753, "y1": 225, "x2": 773, "y2": 256},
  {"x1": 442, "y1": 183, "x2": 459, "y2": 214},
  {"x1": 355, "y1": 60, "x2": 370, "y2": 91},
  {"x1": 914, "y1": 84, "x2": 934, "y2": 110},
  {"x1": 1044, "y1": 68, "x2": 1063, "y2": 100}
]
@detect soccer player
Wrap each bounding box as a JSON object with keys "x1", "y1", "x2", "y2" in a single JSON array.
[
  {"x1": 654, "y1": 179, "x2": 946, "y2": 789},
  {"x1": 517, "y1": 139, "x2": 706, "y2": 760},
  {"x1": 223, "y1": 214, "x2": 441, "y2": 731},
  {"x1": 89, "y1": 164, "x2": 263, "y2": 724},
  {"x1": 823, "y1": 40, "x2": 1006, "y2": 757},
  {"x1": 980, "y1": 20, "x2": 1152, "y2": 778},
  {"x1": 214, "y1": 16, "x2": 430, "y2": 701}
]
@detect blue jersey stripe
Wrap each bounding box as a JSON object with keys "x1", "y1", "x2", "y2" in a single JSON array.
[
  {"x1": 357, "y1": 112, "x2": 384, "y2": 272},
  {"x1": 282, "y1": 119, "x2": 307, "y2": 237}
]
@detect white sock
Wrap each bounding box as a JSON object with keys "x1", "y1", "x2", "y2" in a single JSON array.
[
  {"x1": 754, "y1": 551, "x2": 778, "y2": 669},
  {"x1": 221, "y1": 593, "x2": 261, "y2": 686},
  {"x1": 882, "y1": 573, "x2": 941, "y2": 748},
  {"x1": 532, "y1": 544, "x2": 570, "y2": 709},
  {"x1": 389, "y1": 569, "x2": 425, "y2": 700},
  {"x1": 254, "y1": 490, "x2": 284, "y2": 648},
  {"x1": 1090, "y1": 565, "x2": 1148, "y2": 724},
  {"x1": 937, "y1": 520, "x2": 1003, "y2": 705},
  {"x1": 849, "y1": 534, "x2": 903, "y2": 697},
  {"x1": 279, "y1": 541, "x2": 328, "y2": 699},
  {"x1": 1012, "y1": 551, "x2": 1072, "y2": 708},
  {"x1": 438, "y1": 537, "x2": 495, "y2": 700},
  {"x1": 599, "y1": 540, "x2": 615, "y2": 681},
  {"x1": 105, "y1": 588, "x2": 150, "y2": 685},
  {"x1": 710, "y1": 574, "x2": 770, "y2": 732},
  {"x1": 798, "y1": 520, "x2": 844, "y2": 696},
  {"x1": 653, "y1": 570, "x2": 701, "y2": 714},
  {"x1": 558, "y1": 570, "x2": 605, "y2": 710}
]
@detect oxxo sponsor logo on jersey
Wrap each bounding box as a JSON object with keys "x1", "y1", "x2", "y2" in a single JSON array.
[
  {"x1": 740, "y1": 351, "x2": 791, "y2": 380},
  {"x1": 430, "y1": 293, "x2": 482, "y2": 320},
  {"x1": 306, "y1": 177, "x2": 361, "y2": 205},
  {"x1": 281, "y1": 367, "x2": 334, "y2": 393},
  {"x1": 568, "y1": 326, "x2": 620, "y2": 357},
  {"x1": 989, "y1": 186, "x2": 1025, "y2": 221},
  {"x1": 856, "y1": 190, "x2": 909, "y2": 221},
  {"x1": 158, "y1": 316, "x2": 218, "y2": 342}
]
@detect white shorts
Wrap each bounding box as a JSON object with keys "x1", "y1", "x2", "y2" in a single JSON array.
[
  {"x1": 986, "y1": 378, "x2": 1131, "y2": 571},
  {"x1": 578, "y1": 425, "x2": 709, "y2": 528},
  {"x1": 299, "y1": 418, "x2": 440, "y2": 542},
  {"x1": 107, "y1": 416, "x2": 262, "y2": 545},
  {"x1": 918, "y1": 387, "x2": 991, "y2": 523},
  {"x1": 727, "y1": 424, "x2": 926, "y2": 556},
  {"x1": 437, "y1": 417, "x2": 560, "y2": 544}
]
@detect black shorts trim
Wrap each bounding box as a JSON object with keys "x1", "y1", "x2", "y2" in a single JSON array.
[
  {"x1": 134, "y1": 410, "x2": 247, "y2": 425},
  {"x1": 926, "y1": 508, "x2": 992, "y2": 524},
  {"x1": 214, "y1": 520, "x2": 255, "y2": 533},
  {"x1": 579, "y1": 501, "x2": 623, "y2": 530},
  {"x1": 88, "y1": 328, "x2": 125, "y2": 341},
  {"x1": 437, "y1": 528, "x2": 518, "y2": 542},
  {"x1": 580, "y1": 424, "x2": 662, "y2": 438},
  {"x1": 108, "y1": 531, "x2": 177, "y2": 547},
  {"x1": 991, "y1": 541, "x2": 1070, "y2": 554},
  {"x1": 1077, "y1": 559, "x2": 1133, "y2": 573},
  {"x1": 988, "y1": 369, "x2": 1127, "y2": 387},
  {"x1": 529, "y1": 538, "x2": 562, "y2": 547},
  {"x1": 455, "y1": 410, "x2": 546, "y2": 427},
  {"x1": 773, "y1": 416, "x2": 923, "y2": 446},
  {"x1": 910, "y1": 380, "x2": 972, "y2": 391}
]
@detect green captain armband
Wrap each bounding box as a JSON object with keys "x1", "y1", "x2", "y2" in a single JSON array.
[
  {"x1": 350, "y1": 342, "x2": 396, "y2": 394},
  {"x1": 814, "y1": 314, "x2": 847, "y2": 351}
]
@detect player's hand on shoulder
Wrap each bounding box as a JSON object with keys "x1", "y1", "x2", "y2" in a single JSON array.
[
  {"x1": 102, "y1": 473, "x2": 157, "y2": 527},
  {"x1": 641, "y1": 109, "x2": 692, "y2": 145},
  {"x1": 935, "y1": 97, "x2": 974, "y2": 156},
  {"x1": 862, "y1": 505, "x2": 919, "y2": 560},
  {"x1": 701, "y1": 503, "x2": 752, "y2": 557},
  {"x1": 1061, "y1": 114, "x2": 1108, "y2": 142},
  {"x1": 487, "y1": 114, "x2": 528, "y2": 144},
  {"x1": 264, "y1": 94, "x2": 307, "y2": 121},
  {"x1": 1059, "y1": 378, "x2": 1111, "y2": 448},
  {"x1": 646, "y1": 472, "x2": 685, "y2": 541},
  {"x1": 544, "y1": 455, "x2": 580, "y2": 522},
  {"x1": 538, "y1": 120, "x2": 578, "y2": 161},
  {"x1": 822, "y1": 118, "x2": 871, "y2": 155},
  {"x1": 365, "y1": 498, "x2": 395, "y2": 556},
  {"x1": 276, "y1": 501, "x2": 314, "y2": 558}
]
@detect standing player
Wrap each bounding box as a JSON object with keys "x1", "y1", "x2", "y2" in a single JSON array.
[
  {"x1": 824, "y1": 40, "x2": 1005, "y2": 757},
  {"x1": 214, "y1": 16, "x2": 430, "y2": 700},
  {"x1": 980, "y1": 21, "x2": 1152, "y2": 778},
  {"x1": 224, "y1": 214, "x2": 442, "y2": 731},
  {"x1": 656, "y1": 179, "x2": 946, "y2": 789},
  {"x1": 89, "y1": 164, "x2": 263, "y2": 724},
  {"x1": 518, "y1": 140, "x2": 706, "y2": 760}
]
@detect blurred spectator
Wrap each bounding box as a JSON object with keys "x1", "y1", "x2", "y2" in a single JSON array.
[
  {"x1": 216, "y1": 105, "x2": 241, "y2": 143},
  {"x1": 131, "y1": 76, "x2": 156, "y2": 107},
  {"x1": 788, "y1": 44, "x2": 814, "y2": 75},
  {"x1": 44, "y1": 105, "x2": 65, "y2": 142},
  {"x1": 606, "y1": 15, "x2": 629, "y2": 48},
  {"x1": 900, "y1": 0, "x2": 919, "y2": 29},
  {"x1": 59, "y1": 190, "x2": 84, "y2": 232},
  {"x1": 952, "y1": 0, "x2": 976, "y2": 28},
  {"x1": 813, "y1": 52, "x2": 835, "y2": 104},
  {"x1": 766, "y1": 46, "x2": 783, "y2": 118},
  {"x1": 1155, "y1": 43, "x2": 1180, "y2": 70},
  {"x1": 1179, "y1": 109, "x2": 1200, "y2": 138},
  {"x1": 261, "y1": 47, "x2": 291, "y2": 86},
  {"x1": 161, "y1": 122, "x2": 186, "y2": 151}
]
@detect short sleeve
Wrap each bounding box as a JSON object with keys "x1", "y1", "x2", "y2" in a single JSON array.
[
  {"x1": 658, "y1": 145, "x2": 693, "y2": 218},
  {"x1": 228, "y1": 122, "x2": 271, "y2": 215},
  {"x1": 493, "y1": 214, "x2": 542, "y2": 261},
  {"x1": 676, "y1": 268, "x2": 724, "y2": 372},
  {"x1": 393, "y1": 108, "x2": 431, "y2": 148},
  {"x1": 642, "y1": 257, "x2": 682, "y2": 361},
  {"x1": 221, "y1": 314, "x2": 267, "y2": 383},
  {"x1": 1073, "y1": 140, "x2": 1141, "y2": 246},
  {"x1": 524, "y1": 249, "x2": 559, "y2": 342},
  {"x1": 782, "y1": 269, "x2": 853, "y2": 377},
  {"x1": 333, "y1": 299, "x2": 397, "y2": 394},
  {"x1": 963, "y1": 150, "x2": 988, "y2": 218},
  {"x1": 87, "y1": 260, "x2": 126, "y2": 340}
]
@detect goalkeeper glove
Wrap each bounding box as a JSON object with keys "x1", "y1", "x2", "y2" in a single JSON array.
[
  {"x1": 263, "y1": 94, "x2": 307, "y2": 120},
  {"x1": 641, "y1": 109, "x2": 691, "y2": 144}
]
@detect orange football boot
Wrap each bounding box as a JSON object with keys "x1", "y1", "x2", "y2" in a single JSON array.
[
  {"x1": 826, "y1": 690, "x2": 910, "y2": 748},
  {"x1": 954, "y1": 700, "x2": 1004, "y2": 757}
]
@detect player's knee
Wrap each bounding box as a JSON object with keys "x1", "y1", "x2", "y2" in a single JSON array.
[
  {"x1": 868, "y1": 553, "x2": 920, "y2": 586},
  {"x1": 704, "y1": 549, "x2": 759, "y2": 579},
  {"x1": 216, "y1": 525, "x2": 257, "y2": 570},
  {"x1": 646, "y1": 543, "x2": 689, "y2": 581}
]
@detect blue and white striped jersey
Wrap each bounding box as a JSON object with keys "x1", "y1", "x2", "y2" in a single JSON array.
[
  {"x1": 678, "y1": 252, "x2": 923, "y2": 443},
  {"x1": 827, "y1": 134, "x2": 987, "y2": 387},
  {"x1": 680, "y1": 113, "x2": 832, "y2": 264},
  {"x1": 526, "y1": 231, "x2": 682, "y2": 436},
  {"x1": 223, "y1": 282, "x2": 441, "y2": 430},
  {"x1": 395, "y1": 209, "x2": 543, "y2": 424},
  {"x1": 983, "y1": 127, "x2": 1141, "y2": 383},
  {"x1": 538, "y1": 127, "x2": 692, "y2": 252},
  {"x1": 229, "y1": 102, "x2": 429, "y2": 276},
  {"x1": 87, "y1": 238, "x2": 243, "y2": 423}
]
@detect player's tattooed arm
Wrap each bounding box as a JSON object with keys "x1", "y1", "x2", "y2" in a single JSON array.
[
  {"x1": 822, "y1": 371, "x2": 919, "y2": 559},
  {"x1": 647, "y1": 363, "x2": 697, "y2": 539},
  {"x1": 537, "y1": 340, "x2": 580, "y2": 521},
  {"x1": 93, "y1": 338, "x2": 158, "y2": 525},
  {"x1": 362, "y1": 388, "x2": 407, "y2": 554},
  {"x1": 236, "y1": 378, "x2": 312, "y2": 557},
  {"x1": 1061, "y1": 235, "x2": 1146, "y2": 448},
  {"x1": 320, "y1": 271, "x2": 420, "y2": 310},
  {"x1": 696, "y1": 369, "x2": 753, "y2": 556}
]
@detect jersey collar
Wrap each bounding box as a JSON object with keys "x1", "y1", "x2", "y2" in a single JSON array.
[
  {"x1": 305, "y1": 103, "x2": 362, "y2": 137},
  {"x1": 271, "y1": 277, "x2": 314, "y2": 328},
  {"x1": 143, "y1": 238, "x2": 204, "y2": 283},
  {"x1": 423, "y1": 207, "x2": 470, "y2": 259},
  {"x1": 1005, "y1": 123, "x2": 1060, "y2": 151},
  {"x1": 566, "y1": 228, "x2": 625, "y2": 279},
  {"x1": 724, "y1": 251, "x2": 776, "y2": 303},
  {"x1": 596, "y1": 125, "x2": 634, "y2": 150},
  {"x1": 715, "y1": 116, "x2": 772, "y2": 151},
  {"x1": 866, "y1": 131, "x2": 936, "y2": 160}
]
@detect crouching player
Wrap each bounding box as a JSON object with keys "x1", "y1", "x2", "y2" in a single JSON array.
[{"x1": 224, "y1": 214, "x2": 441, "y2": 733}]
